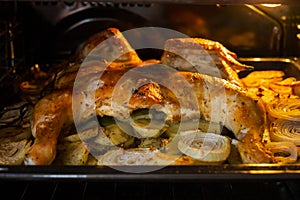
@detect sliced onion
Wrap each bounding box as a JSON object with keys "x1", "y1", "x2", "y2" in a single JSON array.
[
  {"x1": 99, "y1": 148, "x2": 173, "y2": 166},
  {"x1": 130, "y1": 120, "x2": 168, "y2": 138},
  {"x1": 292, "y1": 81, "x2": 300, "y2": 97},
  {"x1": 266, "y1": 99, "x2": 300, "y2": 121},
  {"x1": 129, "y1": 109, "x2": 169, "y2": 138},
  {"x1": 270, "y1": 119, "x2": 300, "y2": 145},
  {"x1": 177, "y1": 131, "x2": 230, "y2": 162},
  {"x1": 265, "y1": 142, "x2": 297, "y2": 164}
]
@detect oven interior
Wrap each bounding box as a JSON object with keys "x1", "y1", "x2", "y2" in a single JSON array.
[
  {"x1": 2, "y1": 1, "x2": 300, "y2": 199},
  {"x1": 2, "y1": 2, "x2": 300, "y2": 106}
]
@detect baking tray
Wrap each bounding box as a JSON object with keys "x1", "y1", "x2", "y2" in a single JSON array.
[
  {"x1": 238, "y1": 57, "x2": 300, "y2": 79},
  {"x1": 1, "y1": 57, "x2": 300, "y2": 181}
]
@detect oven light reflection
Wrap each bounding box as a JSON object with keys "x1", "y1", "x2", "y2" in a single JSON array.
[
  {"x1": 252, "y1": 58, "x2": 262, "y2": 62},
  {"x1": 261, "y1": 4, "x2": 282, "y2": 8}
]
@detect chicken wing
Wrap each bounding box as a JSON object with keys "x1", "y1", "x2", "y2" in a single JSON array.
[{"x1": 161, "y1": 38, "x2": 253, "y2": 87}]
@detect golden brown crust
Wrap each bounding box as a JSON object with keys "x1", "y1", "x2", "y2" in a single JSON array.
[
  {"x1": 79, "y1": 28, "x2": 142, "y2": 65},
  {"x1": 28, "y1": 62, "x2": 272, "y2": 164},
  {"x1": 161, "y1": 38, "x2": 253, "y2": 74},
  {"x1": 92, "y1": 66, "x2": 272, "y2": 163},
  {"x1": 27, "y1": 29, "x2": 273, "y2": 165},
  {"x1": 26, "y1": 89, "x2": 73, "y2": 165},
  {"x1": 54, "y1": 28, "x2": 142, "y2": 90}
]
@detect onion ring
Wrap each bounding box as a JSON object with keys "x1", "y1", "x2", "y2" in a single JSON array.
[
  {"x1": 177, "y1": 131, "x2": 230, "y2": 162},
  {"x1": 99, "y1": 148, "x2": 172, "y2": 166},
  {"x1": 270, "y1": 119, "x2": 300, "y2": 145},
  {"x1": 265, "y1": 142, "x2": 297, "y2": 164},
  {"x1": 266, "y1": 99, "x2": 300, "y2": 121}
]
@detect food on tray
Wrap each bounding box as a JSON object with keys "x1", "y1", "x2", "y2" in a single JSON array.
[
  {"x1": 1, "y1": 28, "x2": 300, "y2": 166},
  {"x1": 177, "y1": 131, "x2": 231, "y2": 163},
  {"x1": 98, "y1": 147, "x2": 202, "y2": 166},
  {"x1": 0, "y1": 127, "x2": 31, "y2": 144},
  {"x1": 24, "y1": 28, "x2": 275, "y2": 166},
  {"x1": 54, "y1": 28, "x2": 142, "y2": 90},
  {"x1": 0, "y1": 127, "x2": 31, "y2": 165},
  {"x1": 99, "y1": 148, "x2": 171, "y2": 166},
  {"x1": 0, "y1": 139, "x2": 31, "y2": 165},
  {"x1": 0, "y1": 101, "x2": 33, "y2": 127},
  {"x1": 78, "y1": 28, "x2": 142, "y2": 65},
  {"x1": 241, "y1": 70, "x2": 285, "y2": 88},
  {"x1": 267, "y1": 99, "x2": 300, "y2": 155},
  {"x1": 241, "y1": 70, "x2": 300, "y2": 162},
  {"x1": 161, "y1": 38, "x2": 253, "y2": 87},
  {"x1": 292, "y1": 81, "x2": 300, "y2": 96},
  {"x1": 54, "y1": 141, "x2": 89, "y2": 165},
  {"x1": 241, "y1": 70, "x2": 300, "y2": 103},
  {"x1": 267, "y1": 98, "x2": 300, "y2": 121},
  {"x1": 270, "y1": 119, "x2": 300, "y2": 145},
  {"x1": 26, "y1": 63, "x2": 275, "y2": 165},
  {"x1": 265, "y1": 142, "x2": 297, "y2": 164}
]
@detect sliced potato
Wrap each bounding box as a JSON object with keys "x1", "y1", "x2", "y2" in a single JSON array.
[
  {"x1": 86, "y1": 154, "x2": 98, "y2": 166},
  {"x1": 86, "y1": 132, "x2": 117, "y2": 156},
  {"x1": 166, "y1": 119, "x2": 222, "y2": 139},
  {"x1": 104, "y1": 124, "x2": 134, "y2": 146},
  {"x1": 54, "y1": 141, "x2": 89, "y2": 165},
  {"x1": 131, "y1": 119, "x2": 168, "y2": 138},
  {"x1": 139, "y1": 138, "x2": 162, "y2": 148},
  {"x1": 61, "y1": 127, "x2": 99, "y2": 143},
  {"x1": 130, "y1": 109, "x2": 169, "y2": 138},
  {"x1": 0, "y1": 139, "x2": 31, "y2": 165}
]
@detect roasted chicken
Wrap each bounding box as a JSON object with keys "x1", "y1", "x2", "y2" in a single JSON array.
[
  {"x1": 25, "y1": 28, "x2": 274, "y2": 165},
  {"x1": 161, "y1": 38, "x2": 253, "y2": 87}
]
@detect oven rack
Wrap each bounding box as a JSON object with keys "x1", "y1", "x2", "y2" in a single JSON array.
[{"x1": 1, "y1": 180, "x2": 299, "y2": 200}]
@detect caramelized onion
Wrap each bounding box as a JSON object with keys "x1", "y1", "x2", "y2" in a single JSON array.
[
  {"x1": 270, "y1": 119, "x2": 300, "y2": 145},
  {"x1": 292, "y1": 81, "x2": 300, "y2": 96},
  {"x1": 267, "y1": 99, "x2": 300, "y2": 121},
  {"x1": 177, "y1": 131, "x2": 230, "y2": 162},
  {"x1": 265, "y1": 142, "x2": 297, "y2": 164}
]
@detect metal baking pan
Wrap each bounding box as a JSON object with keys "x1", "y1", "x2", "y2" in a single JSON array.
[
  {"x1": 1, "y1": 57, "x2": 300, "y2": 181},
  {"x1": 2, "y1": 164, "x2": 300, "y2": 181},
  {"x1": 238, "y1": 57, "x2": 300, "y2": 79}
]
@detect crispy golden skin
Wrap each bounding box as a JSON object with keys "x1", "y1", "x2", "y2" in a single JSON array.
[
  {"x1": 161, "y1": 38, "x2": 253, "y2": 87},
  {"x1": 25, "y1": 90, "x2": 73, "y2": 165},
  {"x1": 27, "y1": 63, "x2": 272, "y2": 165},
  {"x1": 25, "y1": 29, "x2": 271, "y2": 165},
  {"x1": 54, "y1": 28, "x2": 142, "y2": 90},
  {"x1": 93, "y1": 66, "x2": 272, "y2": 164}
]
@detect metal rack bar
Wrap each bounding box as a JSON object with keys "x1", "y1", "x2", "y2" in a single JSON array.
[{"x1": 16, "y1": 0, "x2": 300, "y2": 5}]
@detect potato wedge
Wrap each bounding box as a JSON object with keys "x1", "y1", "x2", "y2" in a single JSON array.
[
  {"x1": 0, "y1": 139, "x2": 31, "y2": 165},
  {"x1": 54, "y1": 141, "x2": 89, "y2": 165}
]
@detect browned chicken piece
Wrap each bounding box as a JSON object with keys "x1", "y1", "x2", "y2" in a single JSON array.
[
  {"x1": 25, "y1": 89, "x2": 73, "y2": 165},
  {"x1": 79, "y1": 28, "x2": 142, "y2": 64},
  {"x1": 54, "y1": 28, "x2": 142, "y2": 90},
  {"x1": 161, "y1": 38, "x2": 253, "y2": 87},
  {"x1": 93, "y1": 65, "x2": 272, "y2": 164},
  {"x1": 26, "y1": 62, "x2": 272, "y2": 165}
]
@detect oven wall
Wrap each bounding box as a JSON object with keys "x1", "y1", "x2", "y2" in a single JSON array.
[{"x1": 19, "y1": 2, "x2": 292, "y2": 66}]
